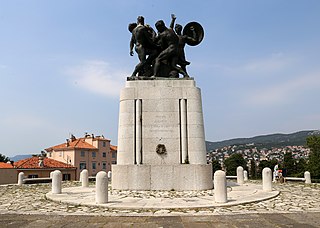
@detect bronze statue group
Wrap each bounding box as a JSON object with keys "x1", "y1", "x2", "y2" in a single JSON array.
[{"x1": 129, "y1": 14, "x2": 203, "y2": 79}]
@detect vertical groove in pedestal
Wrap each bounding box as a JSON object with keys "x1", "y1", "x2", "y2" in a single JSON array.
[
  {"x1": 180, "y1": 99, "x2": 188, "y2": 163},
  {"x1": 135, "y1": 99, "x2": 142, "y2": 164}
]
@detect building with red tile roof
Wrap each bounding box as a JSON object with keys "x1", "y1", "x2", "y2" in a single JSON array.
[
  {"x1": 0, "y1": 162, "x2": 16, "y2": 184},
  {"x1": 0, "y1": 162, "x2": 14, "y2": 169},
  {"x1": 45, "y1": 134, "x2": 117, "y2": 179},
  {"x1": 0, "y1": 156, "x2": 77, "y2": 184},
  {"x1": 13, "y1": 156, "x2": 76, "y2": 180}
]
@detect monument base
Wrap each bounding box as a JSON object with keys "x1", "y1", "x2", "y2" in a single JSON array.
[
  {"x1": 113, "y1": 79, "x2": 212, "y2": 191},
  {"x1": 111, "y1": 164, "x2": 213, "y2": 190}
]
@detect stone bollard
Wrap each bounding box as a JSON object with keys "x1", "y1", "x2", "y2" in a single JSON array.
[
  {"x1": 80, "y1": 169, "x2": 89, "y2": 187},
  {"x1": 214, "y1": 170, "x2": 227, "y2": 203},
  {"x1": 50, "y1": 171, "x2": 54, "y2": 179},
  {"x1": 96, "y1": 171, "x2": 108, "y2": 204},
  {"x1": 52, "y1": 170, "x2": 62, "y2": 194},
  {"x1": 262, "y1": 167, "x2": 272, "y2": 191},
  {"x1": 237, "y1": 166, "x2": 244, "y2": 185},
  {"x1": 17, "y1": 172, "x2": 24, "y2": 186},
  {"x1": 304, "y1": 171, "x2": 311, "y2": 184},
  {"x1": 244, "y1": 170, "x2": 248, "y2": 181},
  {"x1": 107, "y1": 171, "x2": 112, "y2": 180}
]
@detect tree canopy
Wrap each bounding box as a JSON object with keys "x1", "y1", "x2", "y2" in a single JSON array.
[
  {"x1": 0, "y1": 153, "x2": 10, "y2": 163},
  {"x1": 307, "y1": 135, "x2": 320, "y2": 179},
  {"x1": 224, "y1": 153, "x2": 247, "y2": 175}
]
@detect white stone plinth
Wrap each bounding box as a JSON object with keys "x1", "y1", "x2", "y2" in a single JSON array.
[
  {"x1": 80, "y1": 169, "x2": 89, "y2": 187},
  {"x1": 244, "y1": 170, "x2": 248, "y2": 181},
  {"x1": 237, "y1": 166, "x2": 244, "y2": 185},
  {"x1": 52, "y1": 170, "x2": 62, "y2": 194},
  {"x1": 262, "y1": 167, "x2": 272, "y2": 191},
  {"x1": 113, "y1": 79, "x2": 212, "y2": 190},
  {"x1": 304, "y1": 171, "x2": 311, "y2": 184},
  {"x1": 18, "y1": 172, "x2": 24, "y2": 186},
  {"x1": 112, "y1": 164, "x2": 212, "y2": 191},
  {"x1": 214, "y1": 170, "x2": 227, "y2": 203},
  {"x1": 96, "y1": 171, "x2": 108, "y2": 204}
]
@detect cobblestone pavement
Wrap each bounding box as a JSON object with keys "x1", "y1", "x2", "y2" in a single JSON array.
[
  {"x1": 0, "y1": 181, "x2": 320, "y2": 216},
  {"x1": 1, "y1": 181, "x2": 320, "y2": 227}
]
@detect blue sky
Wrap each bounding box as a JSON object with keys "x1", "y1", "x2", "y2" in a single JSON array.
[{"x1": 1, "y1": 0, "x2": 320, "y2": 157}]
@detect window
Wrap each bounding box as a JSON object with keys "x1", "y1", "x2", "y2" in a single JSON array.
[
  {"x1": 92, "y1": 152, "x2": 96, "y2": 158},
  {"x1": 102, "y1": 162, "x2": 107, "y2": 169},
  {"x1": 80, "y1": 162, "x2": 86, "y2": 170},
  {"x1": 59, "y1": 152, "x2": 62, "y2": 157},
  {"x1": 63, "y1": 174, "x2": 71, "y2": 181},
  {"x1": 112, "y1": 161, "x2": 117, "y2": 164},
  {"x1": 92, "y1": 162, "x2": 96, "y2": 170},
  {"x1": 112, "y1": 151, "x2": 116, "y2": 158},
  {"x1": 81, "y1": 150, "x2": 85, "y2": 157},
  {"x1": 102, "y1": 152, "x2": 106, "y2": 158},
  {"x1": 103, "y1": 141, "x2": 106, "y2": 147}
]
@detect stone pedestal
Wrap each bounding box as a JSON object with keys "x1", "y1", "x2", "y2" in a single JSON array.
[{"x1": 112, "y1": 79, "x2": 212, "y2": 190}]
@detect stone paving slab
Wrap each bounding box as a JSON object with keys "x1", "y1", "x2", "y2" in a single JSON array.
[
  {"x1": 1, "y1": 213, "x2": 320, "y2": 227},
  {"x1": 1, "y1": 181, "x2": 320, "y2": 216},
  {"x1": 45, "y1": 183, "x2": 279, "y2": 209}
]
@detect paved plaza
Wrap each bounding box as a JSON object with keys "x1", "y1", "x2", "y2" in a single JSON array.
[{"x1": 1, "y1": 181, "x2": 320, "y2": 227}]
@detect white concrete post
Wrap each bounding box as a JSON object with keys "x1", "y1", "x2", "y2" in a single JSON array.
[
  {"x1": 214, "y1": 170, "x2": 227, "y2": 203},
  {"x1": 50, "y1": 171, "x2": 54, "y2": 179},
  {"x1": 304, "y1": 171, "x2": 311, "y2": 184},
  {"x1": 18, "y1": 172, "x2": 24, "y2": 186},
  {"x1": 107, "y1": 171, "x2": 112, "y2": 180},
  {"x1": 52, "y1": 170, "x2": 62, "y2": 194},
  {"x1": 80, "y1": 169, "x2": 89, "y2": 187},
  {"x1": 244, "y1": 170, "x2": 248, "y2": 181},
  {"x1": 135, "y1": 99, "x2": 142, "y2": 164},
  {"x1": 237, "y1": 166, "x2": 244, "y2": 185},
  {"x1": 180, "y1": 99, "x2": 188, "y2": 163},
  {"x1": 96, "y1": 171, "x2": 108, "y2": 204},
  {"x1": 262, "y1": 167, "x2": 272, "y2": 191}
]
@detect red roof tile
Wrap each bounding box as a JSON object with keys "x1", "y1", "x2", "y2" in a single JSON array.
[
  {"x1": 14, "y1": 157, "x2": 75, "y2": 169},
  {"x1": 46, "y1": 138, "x2": 97, "y2": 151},
  {"x1": 110, "y1": 145, "x2": 117, "y2": 151},
  {"x1": 0, "y1": 162, "x2": 14, "y2": 168}
]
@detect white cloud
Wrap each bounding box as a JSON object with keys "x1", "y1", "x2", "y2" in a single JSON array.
[
  {"x1": 245, "y1": 71, "x2": 320, "y2": 105},
  {"x1": 65, "y1": 60, "x2": 128, "y2": 97}
]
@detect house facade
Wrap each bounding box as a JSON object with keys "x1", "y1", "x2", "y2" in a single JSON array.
[
  {"x1": 45, "y1": 134, "x2": 117, "y2": 179},
  {"x1": 0, "y1": 157, "x2": 77, "y2": 184},
  {"x1": 0, "y1": 162, "x2": 16, "y2": 184}
]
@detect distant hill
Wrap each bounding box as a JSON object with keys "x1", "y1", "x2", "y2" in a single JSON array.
[
  {"x1": 206, "y1": 130, "x2": 320, "y2": 152},
  {"x1": 9, "y1": 154, "x2": 33, "y2": 162}
]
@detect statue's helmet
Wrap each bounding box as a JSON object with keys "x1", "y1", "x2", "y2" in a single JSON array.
[
  {"x1": 155, "y1": 20, "x2": 165, "y2": 32},
  {"x1": 128, "y1": 23, "x2": 137, "y2": 33},
  {"x1": 137, "y1": 16, "x2": 144, "y2": 24},
  {"x1": 175, "y1": 24, "x2": 183, "y2": 34}
]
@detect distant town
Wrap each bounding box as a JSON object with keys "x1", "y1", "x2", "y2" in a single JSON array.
[{"x1": 207, "y1": 144, "x2": 310, "y2": 166}]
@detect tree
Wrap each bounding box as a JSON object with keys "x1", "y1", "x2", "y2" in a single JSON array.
[
  {"x1": 257, "y1": 159, "x2": 278, "y2": 178},
  {"x1": 307, "y1": 135, "x2": 320, "y2": 179},
  {"x1": 224, "y1": 153, "x2": 247, "y2": 176},
  {"x1": 0, "y1": 153, "x2": 10, "y2": 163},
  {"x1": 250, "y1": 159, "x2": 257, "y2": 179},
  {"x1": 283, "y1": 151, "x2": 295, "y2": 176},
  {"x1": 295, "y1": 158, "x2": 307, "y2": 177},
  {"x1": 211, "y1": 159, "x2": 222, "y2": 173}
]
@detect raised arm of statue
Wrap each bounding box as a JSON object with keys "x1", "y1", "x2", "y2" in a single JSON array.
[
  {"x1": 170, "y1": 14, "x2": 176, "y2": 29},
  {"x1": 128, "y1": 23, "x2": 137, "y2": 56},
  {"x1": 129, "y1": 35, "x2": 135, "y2": 56}
]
